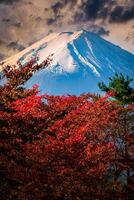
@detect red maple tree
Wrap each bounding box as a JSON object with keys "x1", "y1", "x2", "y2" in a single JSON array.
[{"x1": 0, "y1": 60, "x2": 133, "y2": 199}]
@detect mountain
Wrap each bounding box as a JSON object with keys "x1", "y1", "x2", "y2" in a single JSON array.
[{"x1": 0, "y1": 30, "x2": 134, "y2": 95}]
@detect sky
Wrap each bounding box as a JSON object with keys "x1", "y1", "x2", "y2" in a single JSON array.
[{"x1": 0, "y1": 0, "x2": 134, "y2": 61}]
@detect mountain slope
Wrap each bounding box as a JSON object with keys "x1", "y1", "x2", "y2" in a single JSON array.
[{"x1": 1, "y1": 30, "x2": 134, "y2": 95}]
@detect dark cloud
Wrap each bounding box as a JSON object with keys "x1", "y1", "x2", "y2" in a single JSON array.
[
  {"x1": 73, "y1": 12, "x2": 85, "y2": 23},
  {"x1": 46, "y1": 18, "x2": 56, "y2": 25},
  {"x1": 7, "y1": 41, "x2": 25, "y2": 51},
  {"x1": 110, "y1": 5, "x2": 134, "y2": 22},
  {"x1": 95, "y1": 27, "x2": 109, "y2": 36},
  {"x1": 98, "y1": 6, "x2": 109, "y2": 18},
  {"x1": 72, "y1": 0, "x2": 134, "y2": 23},
  {"x1": 63, "y1": 0, "x2": 108, "y2": 24},
  {"x1": 72, "y1": 0, "x2": 108, "y2": 23},
  {"x1": 0, "y1": 0, "x2": 20, "y2": 5},
  {"x1": 85, "y1": 0, "x2": 106, "y2": 19},
  {"x1": 51, "y1": 2, "x2": 63, "y2": 14},
  {"x1": 89, "y1": 25, "x2": 110, "y2": 36},
  {"x1": 2, "y1": 18, "x2": 10, "y2": 23},
  {"x1": 50, "y1": 0, "x2": 79, "y2": 21},
  {"x1": 51, "y1": 0, "x2": 77, "y2": 13}
]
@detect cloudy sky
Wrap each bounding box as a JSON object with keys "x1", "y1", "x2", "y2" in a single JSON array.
[{"x1": 0, "y1": 0, "x2": 134, "y2": 61}]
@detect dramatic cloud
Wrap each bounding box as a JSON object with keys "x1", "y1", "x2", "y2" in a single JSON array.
[
  {"x1": 0, "y1": 0, "x2": 134, "y2": 61},
  {"x1": 110, "y1": 5, "x2": 134, "y2": 22},
  {"x1": 84, "y1": 0, "x2": 106, "y2": 19},
  {"x1": 51, "y1": 1, "x2": 63, "y2": 14}
]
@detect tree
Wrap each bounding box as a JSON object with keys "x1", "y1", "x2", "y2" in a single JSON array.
[
  {"x1": 98, "y1": 73, "x2": 134, "y2": 104},
  {"x1": 1, "y1": 89, "x2": 121, "y2": 199},
  {"x1": 0, "y1": 61, "x2": 133, "y2": 199},
  {"x1": 0, "y1": 60, "x2": 123, "y2": 199},
  {"x1": 98, "y1": 73, "x2": 134, "y2": 197}
]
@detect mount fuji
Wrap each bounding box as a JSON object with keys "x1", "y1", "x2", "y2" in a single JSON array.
[{"x1": 1, "y1": 30, "x2": 134, "y2": 95}]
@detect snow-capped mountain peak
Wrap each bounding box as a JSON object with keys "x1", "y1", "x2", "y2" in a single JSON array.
[{"x1": 1, "y1": 30, "x2": 134, "y2": 95}]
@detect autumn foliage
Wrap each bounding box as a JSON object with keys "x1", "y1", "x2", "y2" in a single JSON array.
[{"x1": 0, "y1": 60, "x2": 134, "y2": 199}]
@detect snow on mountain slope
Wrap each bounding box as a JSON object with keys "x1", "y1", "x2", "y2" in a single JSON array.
[{"x1": 0, "y1": 30, "x2": 134, "y2": 95}]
